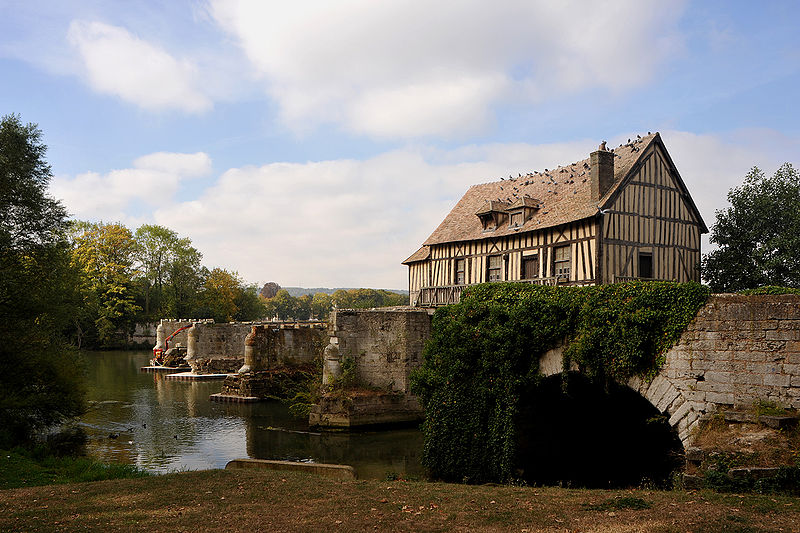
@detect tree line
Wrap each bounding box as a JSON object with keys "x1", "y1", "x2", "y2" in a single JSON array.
[{"x1": 67, "y1": 220, "x2": 265, "y2": 348}]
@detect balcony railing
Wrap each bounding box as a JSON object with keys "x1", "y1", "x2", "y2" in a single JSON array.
[{"x1": 414, "y1": 277, "x2": 595, "y2": 307}]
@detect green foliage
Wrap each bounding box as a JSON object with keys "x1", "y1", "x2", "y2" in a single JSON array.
[
  {"x1": 739, "y1": 286, "x2": 800, "y2": 296},
  {"x1": 70, "y1": 221, "x2": 142, "y2": 346},
  {"x1": 410, "y1": 281, "x2": 709, "y2": 483},
  {"x1": 0, "y1": 114, "x2": 86, "y2": 446},
  {"x1": 703, "y1": 164, "x2": 800, "y2": 292},
  {"x1": 263, "y1": 288, "x2": 405, "y2": 321},
  {"x1": 339, "y1": 356, "x2": 358, "y2": 388},
  {"x1": 582, "y1": 496, "x2": 651, "y2": 511},
  {"x1": 753, "y1": 399, "x2": 787, "y2": 417},
  {"x1": 0, "y1": 447, "x2": 150, "y2": 489}
]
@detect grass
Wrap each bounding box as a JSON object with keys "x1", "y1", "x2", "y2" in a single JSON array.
[
  {"x1": 1, "y1": 468, "x2": 799, "y2": 532},
  {"x1": 0, "y1": 448, "x2": 150, "y2": 490}
]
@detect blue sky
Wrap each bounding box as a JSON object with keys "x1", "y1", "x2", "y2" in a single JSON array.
[{"x1": 1, "y1": 1, "x2": 798, "y2": 289}]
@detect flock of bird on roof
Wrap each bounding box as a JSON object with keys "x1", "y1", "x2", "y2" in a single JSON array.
[{"x1": 485, "y1": 133, "x2": 652, "y2": 214}]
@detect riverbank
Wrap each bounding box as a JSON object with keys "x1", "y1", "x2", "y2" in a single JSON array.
[
  {"x1": 0, "y1": 448, "x2": 150, "y2": 490},
  {"x1": 2, "y1": 468, "x2": 799, "y2": 532}
]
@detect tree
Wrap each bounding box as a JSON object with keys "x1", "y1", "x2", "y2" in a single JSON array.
[
  {"x1": 71, "y1": 221, "x2": 142, "y2": 346},
  {"x1": 0, "y1": 114, "x2": 85, "y2": 446},
  {"x1": 311, "y1": 292, "x2": 333, "y2": 319},
  {"x1": 134, "y1": 224, "x2": 204, "y2": 319},
  {"x1": 134, "y1": 224, "x2": 178, "y2": 317},
  {"x1": 259, "y1": 281, "x2": 281, "y2": 299},
  {"x1": 200, "y1": 268, "x2": 241, "y2": 322},
  {"x1": 702, "y1": 164, "x2": 800, "y2": 292}
]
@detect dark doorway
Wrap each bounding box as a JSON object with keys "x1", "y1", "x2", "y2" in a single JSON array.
[{"x1": 514, "y1": 373, "x2": 683, "y2": 488}]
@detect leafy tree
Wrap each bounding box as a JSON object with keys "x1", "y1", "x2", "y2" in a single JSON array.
[
  {"x1": 70, "y1": 222, "x2": 141, "y2": 346},
  {"x1": 134, "y1": 224, "x2": 204, "y2": 319},
  {"x1": 0, "y1": 114, "x2": 85, "y2": 446},
  {"x1": 234, "y1": 284, "x2": 266, "y2": 321},
  {"x1": 200, "y1": 268, "x2": 241, "y2": 322},
  {"x1": 702, "y1": 164, "x2": 800, "y2": 292},
  {"x1": 311, "y1": 292, "x2": 333, "y2": 319},
  {"x1": 163, "y1": 246, "x2": 204, "y2": 318},
  {"x1": 134, "y1": 224, "x2": 178, "y2": 317},
  {"x1": 259, "y1": 281, "x2": 281, "y2": 299},
  {"x1": 271, "y1": 289, "x2": 296, "y2": 320}
]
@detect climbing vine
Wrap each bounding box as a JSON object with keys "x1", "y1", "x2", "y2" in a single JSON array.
[{"x1": 410, "y1": 281, "x2": 710, "y2": 483}]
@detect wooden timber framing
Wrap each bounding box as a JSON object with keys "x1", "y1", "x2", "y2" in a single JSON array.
[{"x1": 403, "y1": 133, "x2": 707, "y2": 307}]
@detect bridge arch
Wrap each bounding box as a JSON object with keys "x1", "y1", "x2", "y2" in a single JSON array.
[{"x1": 538, "y1": 344, "x2": 701, "y2": 447}]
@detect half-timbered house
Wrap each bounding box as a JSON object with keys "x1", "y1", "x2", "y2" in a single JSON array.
[{"x1": 403, "y1": 133, "x2": 707, "y2": 306}]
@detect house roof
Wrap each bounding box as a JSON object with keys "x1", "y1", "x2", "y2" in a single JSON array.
[
  {"x1": 415, "y1": 132, "x2": 705, "y2": 249},
  {"x1": 402, "y1": 246, "x2": 430, "y2": 264}
]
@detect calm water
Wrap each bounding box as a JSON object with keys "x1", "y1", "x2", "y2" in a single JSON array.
[{"x1": 79, "y1": 351, "x2": 424, "y2": 479}]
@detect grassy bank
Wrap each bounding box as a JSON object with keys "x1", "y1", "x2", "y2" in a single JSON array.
[
  {"x1": 1, "y1": 468, "x2": 799, "y2": 532},
  {"x1": 0, "y1": 448, "x2": 150, "y2": 490}
]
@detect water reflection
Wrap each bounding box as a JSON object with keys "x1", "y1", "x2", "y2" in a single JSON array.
[{"x1": 80, "y1": 351, "x2": 423, "y2": 479}]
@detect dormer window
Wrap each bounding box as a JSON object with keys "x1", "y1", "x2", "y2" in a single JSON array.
[
  {"x1": 506, "y1": 196, "x2": 540, "y2": 228},
  {"x1": 475, "y1": 200, "x2": 510, "y2": 232},
  {"x1": 478, "y1": 213, "x2": 498, "y2": 231}
]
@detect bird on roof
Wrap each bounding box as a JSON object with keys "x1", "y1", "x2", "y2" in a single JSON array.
[
  {"x1": 648, "y1": 131, "x2": 651, "y2": 135},
  {"x1": 637, "y1": 134, "x2": 641, "y2": 139}
]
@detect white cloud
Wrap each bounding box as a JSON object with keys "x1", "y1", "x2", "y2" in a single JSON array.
[
  {"x1": 51, "y1": 152, "x2": 211, "y2": 221},
  {"x1": 210, "y1": 0, "x2": 686, "y2": 137},
  {"x1": 67, "y1": 20, "x2": 212, "y2": 112}
]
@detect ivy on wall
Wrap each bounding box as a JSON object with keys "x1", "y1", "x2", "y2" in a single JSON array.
[{"x1": 410, "y1": 281, "x2": 710, "y2": 483}]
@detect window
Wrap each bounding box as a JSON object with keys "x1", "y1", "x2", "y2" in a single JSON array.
[
  {"x1": 553, "y1": 246, "x2": 570, "y2": 280},
  {"x1": 487, "y1": 255, "x2": 502, "y2": 282},
  {"x1": 638, "y1": 252, "x2": 653, "y2": 279},
  {"x1": 522, "y1": 255, "x2": 539, "y2": 279},
  {"x1": 510, "y1": 211, "x2": 523, "y2": 227},
  {"x1": 479, "y1": 213, "x2": 497, "y2": 232},
  {"x1": 455, "y1": 258, "x2": 466, "y2": 285}
]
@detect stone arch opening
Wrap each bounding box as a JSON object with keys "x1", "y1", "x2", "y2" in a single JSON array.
[{"x1": 514, "y1": 372, "x2": 684, "y2": 488}]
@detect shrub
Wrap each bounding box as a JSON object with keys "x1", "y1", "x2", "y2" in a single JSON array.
[{"x1": 410, "y1": 281, "x2": 709, "y2": 483}]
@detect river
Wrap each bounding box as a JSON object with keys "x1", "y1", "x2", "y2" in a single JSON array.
[{"x1": 79, "y1": 350, "x2": 424, "y2": 480}]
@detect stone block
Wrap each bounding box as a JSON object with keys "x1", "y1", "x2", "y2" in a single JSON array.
[
  {"x1": 704, "y1": 371, "x2": 732, "y2": 384},
  {"x1": 766, "y1": 329, "x2": 800, "y2": 341},
  {"x1": 763, "y1": 373, "x2": 791, "y2": 387},
  {"x1": 668, "y1": 399, "x2": 691, "y2": 426},
  {"x1": 656, "y1": 386, "x2": 681, "y2": 412},
  {"x1": 706, "y1": 391, "x2": 734, "y2": 405},
  {"x1": 731, "y1": 373, "x2": 763, "y2": 386}
]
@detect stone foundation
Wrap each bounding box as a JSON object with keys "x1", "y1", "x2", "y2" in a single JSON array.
[
  {"x1": 311, "y1": 307, "x2": 432, "y2": 428},
  {"x1": 220, "y1": 366, "x2": 317, "y2": 400},
  {"x1": 309, "y1": 391, "x2": 423, "y2": 428}
]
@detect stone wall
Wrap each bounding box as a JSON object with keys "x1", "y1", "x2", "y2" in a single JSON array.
[
  {"x1": 538, "y1": 294, "x2": 800, "y2": 445},
  {"x1": 327, "y1": 307, "x2": 433, "y2": 392},
  {"x1": 155, "y1": 319, "x2": 325, "y2": 374},
  {"x1": 239, "y1": 323, "x2": 326, "y2": 372},
  {"x1": 656, "y1": 294, "x2": 800, "y2": 411}
]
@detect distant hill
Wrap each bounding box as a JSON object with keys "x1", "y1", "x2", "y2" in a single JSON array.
[{"x1": 282, "y1": 287, "x2": 409, "y2": 297}]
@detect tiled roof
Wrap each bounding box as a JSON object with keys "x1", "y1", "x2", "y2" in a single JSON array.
[
  {"x1": 422, "y1": 133, "x2": 659, "y2": 246},
  {"x1": 402, "y1": 246, "x2": 430, "y2": 264}
]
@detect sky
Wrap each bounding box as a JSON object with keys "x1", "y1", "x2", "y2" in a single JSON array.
[{"x1": 1, "y1": 1, "x2": 798, "y2": 290}]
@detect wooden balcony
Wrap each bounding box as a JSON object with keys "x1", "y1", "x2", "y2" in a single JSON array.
[{"x1": 414, "y1": 277, "x2": 595, "y2": 307}]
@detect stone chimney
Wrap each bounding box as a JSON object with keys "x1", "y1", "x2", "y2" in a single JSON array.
[{"x1": 590, "y1": 142, "x2": 615, "y2": 202}]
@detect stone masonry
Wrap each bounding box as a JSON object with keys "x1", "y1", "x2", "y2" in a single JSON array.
[
  {"x1": 311, "y1": 307, "x2": 433, "y2": 428},
  {"x1": 539, "y1": 294, "x2": 800, "y2": 445},
  {"x1": 325, "y1": 307, "x2": 433, "y2": 392},
  {"x1": 155, "y1": 319, "x2": 325, "y2": 374}
]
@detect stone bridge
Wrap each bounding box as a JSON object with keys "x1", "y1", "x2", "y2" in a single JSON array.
[{"x1": 322, "y1": 295, "x2": 800, "y2": 444}]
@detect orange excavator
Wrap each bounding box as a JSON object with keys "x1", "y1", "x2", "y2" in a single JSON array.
[{"x1": 152, "y1": 324, "x2": 193, "y2": 366}]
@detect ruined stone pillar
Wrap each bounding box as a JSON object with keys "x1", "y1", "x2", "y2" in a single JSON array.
[
  {"x1": 186, "y1": 323, "x2": 198, "y2": 367},
  {"x1": 239, "y1": 326, "x2": 260, "y2": 373},
  {"x1": 322, "y1": 337, "x2": 341, "y2": 385},
  {"x1": 154, "y1": 321, "x2": 166, "y2": 352}
]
